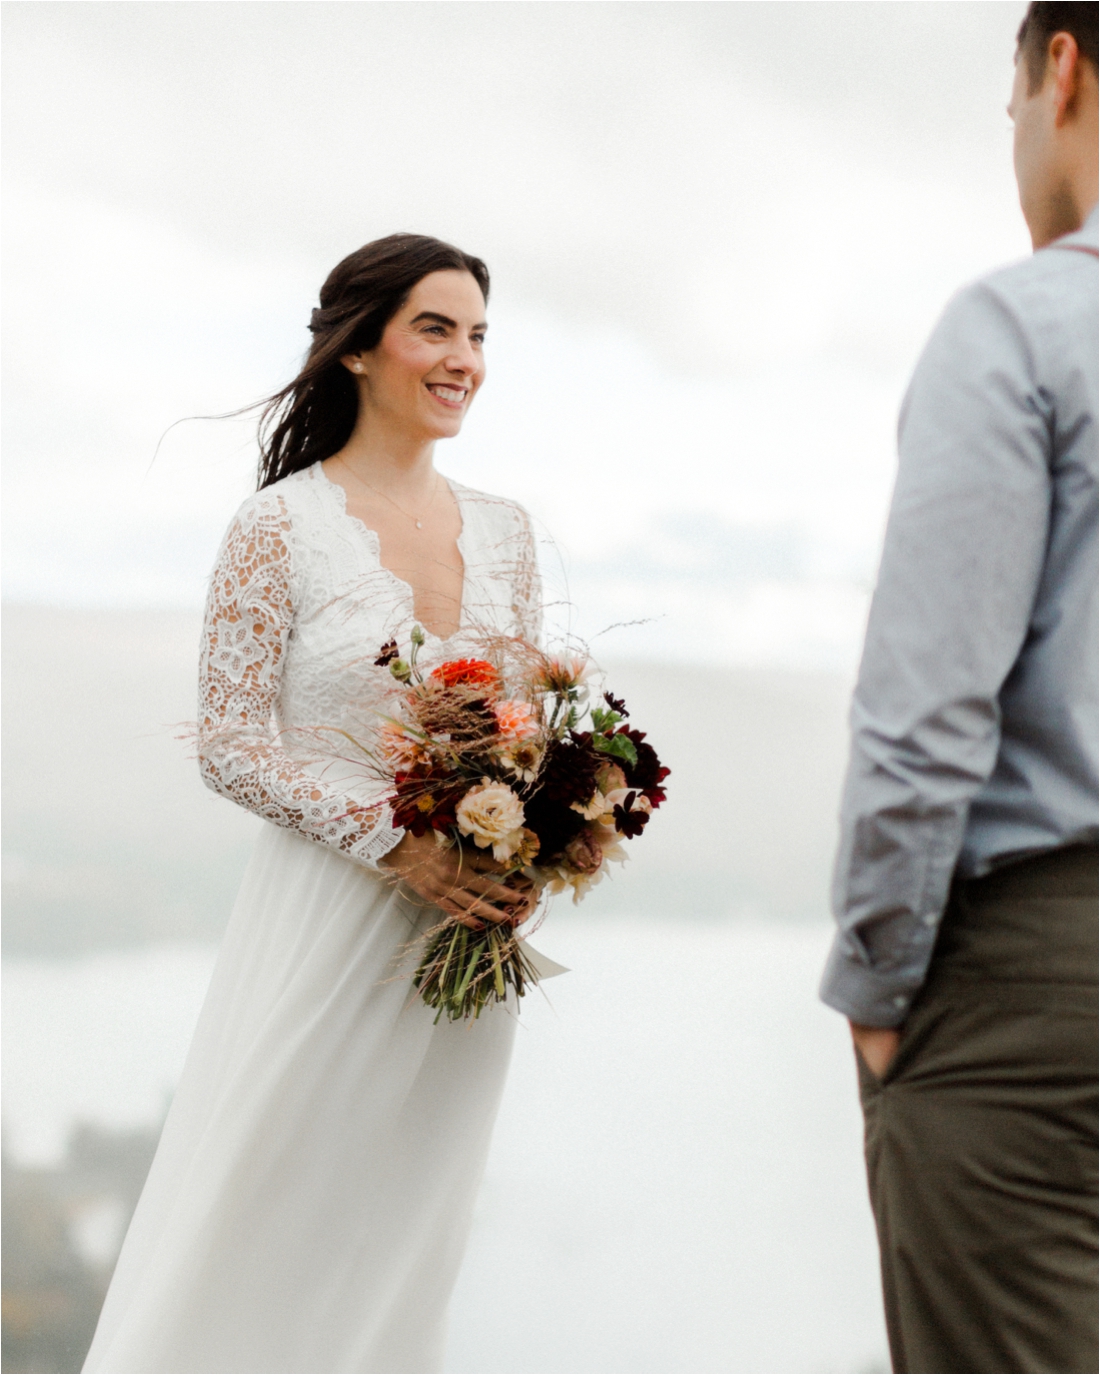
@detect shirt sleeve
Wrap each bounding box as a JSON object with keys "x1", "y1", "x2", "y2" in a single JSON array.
[
  {"x1": 196, "y1": 495, "x2": 404, "y2": 870},
  {"x1": 820, "y1": 280, "x2": 1053, "y2": 1026}
]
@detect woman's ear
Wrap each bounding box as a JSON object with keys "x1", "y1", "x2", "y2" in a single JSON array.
[{"x1": 341, "y1": 353, "x2": 366, "y2": 375}]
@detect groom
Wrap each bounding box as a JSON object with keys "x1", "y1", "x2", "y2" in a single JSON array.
[{"x1": 821, "y1": 5, "x2": 1098, "y2": 1373}]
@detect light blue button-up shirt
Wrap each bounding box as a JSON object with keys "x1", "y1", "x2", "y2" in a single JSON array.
[{"x1": 821, "y1": 207, "x2": 1099, "y2": 1028}]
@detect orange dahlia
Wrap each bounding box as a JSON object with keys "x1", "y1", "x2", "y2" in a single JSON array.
[{"x1": 493, "y1": 699, "x2": 539, "y2": 740}]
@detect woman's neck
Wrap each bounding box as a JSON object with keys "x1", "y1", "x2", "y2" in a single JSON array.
[{"x1": 331, "y1": 418, "x2": 437, "y2": 496}]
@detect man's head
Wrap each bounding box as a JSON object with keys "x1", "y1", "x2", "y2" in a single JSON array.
[{"x1": 1009, "y1": 2, "x2": 1099, "y2": 248}]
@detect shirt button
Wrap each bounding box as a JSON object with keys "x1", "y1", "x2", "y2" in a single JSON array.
[
  {"x1": 893, "y1": 996, "x2": 908, "y2": 1008},
  {"x1": 922, "y1": 912, "x2": 938, "y2": 927}
]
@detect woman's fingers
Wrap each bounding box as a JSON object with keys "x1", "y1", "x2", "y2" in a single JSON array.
[
  {"x1": 443, "y1": 866, "x2": 514, "y2": 904},
  {"x1": 431, "y1": 894, "x2": 484, "y2": 930},
  {"x1": 465, "y1": 877, "x2": 524, "y2": 909},
  {"x1": 433, "y1": 881, "x2": 536, "y2": 927},
  {"x1": 399, "y1": 847, "x2": 539, "y2": 927},
  {"x1": 424, "y1": 880, "x2": 503, "y2": 925},
  {"x1": 457, "y1": 851, "x2": 533, "y2": 888},
  {"x1": 452, "y1": 893, "x2": 513, "y2": 923},
  {"x1": 450, "y1": 886, "x2": 526, "y2": 924}
]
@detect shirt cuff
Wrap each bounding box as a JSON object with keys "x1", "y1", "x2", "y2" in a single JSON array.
[{"x1": 818, "y1": 933, "x2": 927, "y2": 1028}]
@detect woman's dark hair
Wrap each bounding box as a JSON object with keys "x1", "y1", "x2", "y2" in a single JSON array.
[
  {"x1": 257, "y1": 233, "x2": 490, "y2": 489},
  {"x1": 1017, "y1": 2, "x2": 1099, "y2": 94}
]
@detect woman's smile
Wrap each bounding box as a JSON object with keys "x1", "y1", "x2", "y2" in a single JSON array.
[{"x1": 426, "y1": 382, "x2": 469, "y2": 409}]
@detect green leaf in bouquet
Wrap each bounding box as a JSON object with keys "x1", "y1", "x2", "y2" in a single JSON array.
[
  {"x1": 592, "y1": 731, "x2": 638, "y2": 767},
  {"x1": 454, "y1": 940, "x2": 483, "y2": 1009},
  {"x1": 490, "y1": 928, "x2": 506, "y2": 997},
  {"x1": 590, "y1": 705, "x2": 628, "y2": 734}
]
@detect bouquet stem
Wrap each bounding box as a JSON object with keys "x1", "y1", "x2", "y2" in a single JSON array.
[{"x1": 414, "y1": 919, "x2": 540, "y2": 1023}]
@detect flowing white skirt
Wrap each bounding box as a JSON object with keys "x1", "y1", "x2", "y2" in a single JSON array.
[{"x1": 82, "y1": 824, "x2": 518, "y2": 1374}]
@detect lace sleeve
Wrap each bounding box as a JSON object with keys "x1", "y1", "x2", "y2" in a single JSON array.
[
  {"x1": 196, "y1": 497, "x2": 403, "y2": 869},
  {"x1": 512, "y1": 505, "x2": 543, "y2": 645}
]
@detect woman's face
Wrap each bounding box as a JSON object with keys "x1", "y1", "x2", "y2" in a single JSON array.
[{"x1": 346, "y1": 270, "x2": 487, "y2": 441}]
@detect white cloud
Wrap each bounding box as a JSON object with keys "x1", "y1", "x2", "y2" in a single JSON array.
[{"x1": 3, "y1": 2, "x2": 1034, "y2": 668}]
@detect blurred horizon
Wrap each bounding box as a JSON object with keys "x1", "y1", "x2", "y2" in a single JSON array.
[
  {"x1": 4, "y1": 1, "x2": 1030, "y2": 671},
  {"x1": 2, "y1": 601, "x2": 854, "y2": 961}
]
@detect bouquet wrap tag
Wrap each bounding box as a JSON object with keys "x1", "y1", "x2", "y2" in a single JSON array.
[{"x1": 521, "y1": 942, "x2": 570, "y2": 980}]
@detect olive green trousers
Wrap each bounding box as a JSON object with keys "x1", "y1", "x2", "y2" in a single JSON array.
[{"x1": 858, "y1": 843, "x2": 1099, "y2": 1375}]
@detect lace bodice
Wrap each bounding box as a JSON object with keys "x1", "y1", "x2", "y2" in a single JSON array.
[{"x1": 197, "y1": 462, "x2": 541, "y2": 868}]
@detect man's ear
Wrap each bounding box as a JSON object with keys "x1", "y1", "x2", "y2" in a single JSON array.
[{"x1": 1050, "y1": 32, "x2": 1085, "y2": 127}]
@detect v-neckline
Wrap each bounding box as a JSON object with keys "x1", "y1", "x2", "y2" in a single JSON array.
[{"x1": 313, "y1": 462, "x2": 468, "y2": 643}]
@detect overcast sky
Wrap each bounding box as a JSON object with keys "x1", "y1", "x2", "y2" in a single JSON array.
[{"x1": 3, "y1": 0, "x2": 1029, "y2": 667}]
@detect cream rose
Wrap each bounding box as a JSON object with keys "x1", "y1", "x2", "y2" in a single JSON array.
[{"x1": 455, "y1": 780, "x2": 527, "y2": 861}]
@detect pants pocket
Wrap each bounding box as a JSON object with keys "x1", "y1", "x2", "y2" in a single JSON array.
[{"x1": 855, "y1": 1043, "x2": 887, "y2": 1104}]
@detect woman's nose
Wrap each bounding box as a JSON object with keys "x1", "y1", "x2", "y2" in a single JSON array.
[{"x1": 445, "y1": 341, "x2": 479, "y2": 375}]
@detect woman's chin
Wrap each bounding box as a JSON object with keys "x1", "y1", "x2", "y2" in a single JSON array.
[{"x1": 423, "y1": 413, "x2": 466, "y2": 441}]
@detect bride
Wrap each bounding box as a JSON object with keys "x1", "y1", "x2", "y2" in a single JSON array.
[{"x1": 83, "y1": 233, "x2": 542, "y2": 1374}]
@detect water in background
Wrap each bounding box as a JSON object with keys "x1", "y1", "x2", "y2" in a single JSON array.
[
  {"x1": 3, "y1": 920, "x2": 887, "y2": 1374},
  {"x1": 2, "y1": 606, "x2": 886, "y2": 1372}
]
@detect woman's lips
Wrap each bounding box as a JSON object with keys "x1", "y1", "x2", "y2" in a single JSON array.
[{"x1": 426, "y1": 384, "x2": 467, "y2": 409}]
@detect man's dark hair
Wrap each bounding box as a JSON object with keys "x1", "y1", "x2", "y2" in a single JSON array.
[{"x1": 1017, "y1": 2, "x2": 1099, "y2": 93}]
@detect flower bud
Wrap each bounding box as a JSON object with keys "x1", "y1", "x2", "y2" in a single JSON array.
[{"x1": 390, "y1": 658, "x2": 412, "y2": 682}]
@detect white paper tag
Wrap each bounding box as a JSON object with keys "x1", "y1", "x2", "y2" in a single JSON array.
[{"x1": 521, "y1": 942, "x2": 571, "y2": 980}]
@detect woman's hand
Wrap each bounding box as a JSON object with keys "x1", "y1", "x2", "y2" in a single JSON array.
[{"x1": 379, "y1": 830, "x2": 536, "y2": 929}]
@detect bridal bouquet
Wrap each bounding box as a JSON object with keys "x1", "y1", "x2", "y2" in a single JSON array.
[{"x1": 367, "y1": 627, "x2": 669, "y2": 1022}]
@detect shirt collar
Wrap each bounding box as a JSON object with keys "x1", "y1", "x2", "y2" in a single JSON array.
[{"x1": 1053, "y1": 202, "x2": 1099, "y2": 252}]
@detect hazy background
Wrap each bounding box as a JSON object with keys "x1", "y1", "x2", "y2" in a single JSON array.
[{"x1": 3, "y1": 3, "x2": 1029, "y2": 1372}]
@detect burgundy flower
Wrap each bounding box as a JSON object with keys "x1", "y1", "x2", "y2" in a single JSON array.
[
  {"x1": 621, "y1": 729, "x2": 670, "y2": 808},
  {"x1": 538, "y1": 734, "x2": 600, "y2": 808},
  {"x1": 521, "y1": 791, "x2": 587, "y2": 865},
  {"x1": 391, "y1": 767, "x2": 465, "y2": 836},
  {"x1": 612, "y1": 792, "x2": 650, "y2": 838}
]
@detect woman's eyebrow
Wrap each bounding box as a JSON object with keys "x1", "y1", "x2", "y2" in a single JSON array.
[{"x1": 409, "y1": 311, "x2": 488, "y2": 331}]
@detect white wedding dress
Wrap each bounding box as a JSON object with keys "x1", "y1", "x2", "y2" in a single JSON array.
[{"x1": 82, "y1": 462, "x2": 541, "y2": 1375}]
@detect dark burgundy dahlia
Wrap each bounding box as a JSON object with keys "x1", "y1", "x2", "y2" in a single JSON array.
[
  {"x1": 620, "y1": 729, "x2": 670, "y2": 808},
  {"x1": 522, "y1": 794, "x2": 586, "y2": 866},
  {"x1": 538, "y1": 734, "x2": 601, "y2": 808}
]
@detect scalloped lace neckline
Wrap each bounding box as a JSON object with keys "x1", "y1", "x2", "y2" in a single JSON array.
[{"x1": 310, "y1": 462, "x2": 468, "y2": 643}]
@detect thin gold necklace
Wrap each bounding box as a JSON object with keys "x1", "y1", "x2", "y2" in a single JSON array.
[{"x1": 336, "y1": 457, "x2": 440, "y2": 530}]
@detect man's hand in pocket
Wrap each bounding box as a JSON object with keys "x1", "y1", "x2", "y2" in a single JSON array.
[{"x1": 850, "y1": 1022, "x2": 902, "y2": 1079}]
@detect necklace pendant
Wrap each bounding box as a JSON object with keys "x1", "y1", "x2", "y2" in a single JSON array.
[{"x1": 415, "y1": 520, "x2": 423, "y2": 529}]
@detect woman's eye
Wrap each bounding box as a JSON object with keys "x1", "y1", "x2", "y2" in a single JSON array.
[
  {"x1": 424, "y1": 325, "x2": 446, "y2": 336},
  {"x1": 472, "y1": 333, "x2": 486, "y2": 346}
]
